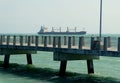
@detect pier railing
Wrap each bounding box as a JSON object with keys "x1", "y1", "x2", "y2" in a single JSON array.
[
  {"x1": 0, "y1": 35, "x2": 86, "y2": 48},
  {"x1": 0, "y1": 35, "x2": 119, "y2": 51}
]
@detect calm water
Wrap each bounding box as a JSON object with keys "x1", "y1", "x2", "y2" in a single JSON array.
[{"x1": 0, "y1": 34, "x2": 120, "y2": 83}]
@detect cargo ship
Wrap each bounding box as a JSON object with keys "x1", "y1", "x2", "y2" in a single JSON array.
[{"x1": 38, "y1": 26, "x2": 86, "y2": 35}]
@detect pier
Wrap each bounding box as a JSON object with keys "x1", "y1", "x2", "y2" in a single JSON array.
[{"x1": 0, "y1": 34, "x2": 120, "y2": 76}]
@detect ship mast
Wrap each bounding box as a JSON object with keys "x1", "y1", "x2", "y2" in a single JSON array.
[
  {"x1": 52, "y1": 27, "x2": 54, "y2": 32},
  {"x1": 66, "y1": 27, "x2": 69, "y2": 32}
]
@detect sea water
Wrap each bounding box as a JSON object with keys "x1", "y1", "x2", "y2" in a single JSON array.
[{"x1": 0, "y1": 34, "x2": 120, "y2": 83}]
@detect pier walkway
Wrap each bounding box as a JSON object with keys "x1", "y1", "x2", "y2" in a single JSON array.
[{"x1": 0, "y1": 34, "x2": 120, "y2": 76}]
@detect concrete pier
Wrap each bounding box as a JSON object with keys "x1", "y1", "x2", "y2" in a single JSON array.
[{"x1": 0, "y1": 34, "x2": 120, "y2": 77}]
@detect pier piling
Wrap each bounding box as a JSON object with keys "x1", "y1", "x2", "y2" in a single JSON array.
[
  {"x1": 59, "y1": 61, "x2": 67, "y2": 76},
  {"x1": 26, "y1": 54, "x2": 32, "y2": 64},
  {"x1": 3, "y1": 54, "x2": 10, "y2": 68},
  {"x1": 87, "y1": 60, "x2": 94, "y2": 74}
]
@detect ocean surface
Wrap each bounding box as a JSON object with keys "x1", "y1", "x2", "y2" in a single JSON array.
[{"x1": 0, "y1": 34, "x2": 120, "y2": 83}]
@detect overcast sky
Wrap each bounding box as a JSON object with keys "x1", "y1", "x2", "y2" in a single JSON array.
[{"x1": 0, "y1": 0, "x2": 120, "y2": 34}]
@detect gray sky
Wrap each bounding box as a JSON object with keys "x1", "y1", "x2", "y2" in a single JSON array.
[{"x1": 0, "y1": 0, "x2": 120, "y2": 34}]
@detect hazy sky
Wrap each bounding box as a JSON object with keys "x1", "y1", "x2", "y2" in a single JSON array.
[{"x1": 0, "y1": 0, "x2": 120, "y2": 34}]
